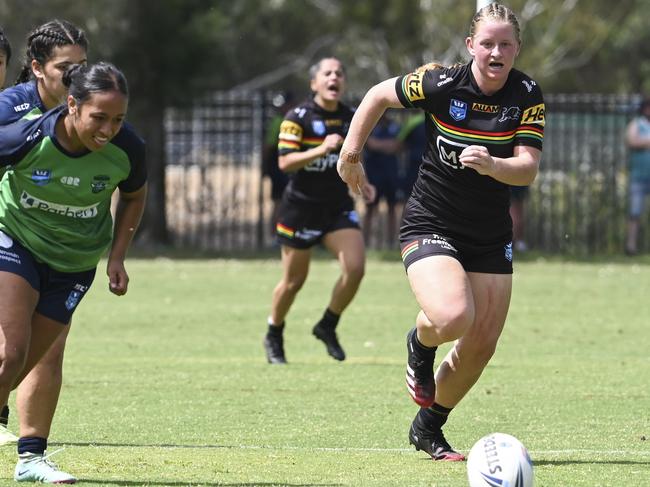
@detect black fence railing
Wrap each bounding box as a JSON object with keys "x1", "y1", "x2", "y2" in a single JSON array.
[{"x1": 164, "y1": 92, "x2": 644, "y2": 255}]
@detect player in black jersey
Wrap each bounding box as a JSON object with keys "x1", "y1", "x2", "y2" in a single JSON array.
[
  {"x1": 264, "y1": 57, "x2": 374, "y2": 364},
  {"x1": 338, "y1": 4, "x2": 544, "y2": 461}
]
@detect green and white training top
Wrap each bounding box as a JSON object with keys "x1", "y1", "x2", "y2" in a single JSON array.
[{"x1": 0, "y1": 105, "x2": 147, "y2": 272}]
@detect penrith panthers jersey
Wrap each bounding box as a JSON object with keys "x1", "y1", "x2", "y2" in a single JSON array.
[
  {"x1": 395, "y1": 62, "x2": 544, "y2": 245},
  {"x1": 278, "y1": 99, "x2": 354, "y2": 207}
]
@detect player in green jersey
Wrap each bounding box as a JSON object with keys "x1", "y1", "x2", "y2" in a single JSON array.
[{"x1": 0, "y1": 61, "x2": 146, "y2": 483}]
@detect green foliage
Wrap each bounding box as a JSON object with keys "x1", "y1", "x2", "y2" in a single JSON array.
[{"x1": 0, "y1": 257, "x2": 648, "y2": 485}]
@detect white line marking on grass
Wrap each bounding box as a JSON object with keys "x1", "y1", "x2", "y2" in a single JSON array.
[{"x1": 56, "y1": 443, "x2": 650, "y2": 456}]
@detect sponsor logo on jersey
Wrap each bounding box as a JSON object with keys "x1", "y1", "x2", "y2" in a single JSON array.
[
  {"x1": 404, "y1": 72, "x2": 425, "y2": 102},
  {"x1": 521, "y1": 103, "x2": 546, "y2": 126},
  {"x1": 31, "y1": 169, "x2": 51, "y2": 186},
  {"x1": 436, "y1": 135, "x2": 468, "y2": 170},
  {"x1": 449, "y1": 99, "x2": 468, "y2": 121},
  {"x1": 13, "y1": 103, "x2": 30, "y2": 113},
  {"x1": 522, "y1": 79, "x2": 536, "y2": 92},
  {"x1": 498, "y1": 106, "x2": 521, "y2": 123},
  {"x1": 293, "y1": 107, "x2": 307, "y2": 119},
  {"x1": 304, "y1": 153, "x2": 338, "y2": 172},
  {"x1": 91, "y1": 175, "x2": 110, "y2": 193},
  {"x1": 312, "y1": 120, "x2": 326, "y2": 136},
  {"x1": 325, "y1": 119, "x2": 342, "y2": 127},
  {"x1": 60, "y1": 176, "x2": 80, "y2": 187},
  {"x1": 20, "y1": 190, "x2": 99, "y2": 218},
  {"x1": 437, "y1": 75, "x2": 453, "y2": 87},
  {"x1": 279, "y1": 120, "x2": 303, "y2": 141},
  {"x1": 26, "y1": 129, "x2": 42, "y2": 142},
  {"x1": 472, "y1": 103, "x2": 500, "y2": 114}
]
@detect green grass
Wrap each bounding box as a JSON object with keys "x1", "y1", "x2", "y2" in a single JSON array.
[{"x1": 1, "y1": 256, "x2": 648, "y2": 486}]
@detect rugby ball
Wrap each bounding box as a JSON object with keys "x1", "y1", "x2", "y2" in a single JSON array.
[{"x1": 467, "y1": 432, "x2": 534, "y2": 487}]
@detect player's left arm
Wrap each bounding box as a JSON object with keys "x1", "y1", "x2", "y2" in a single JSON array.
[
  {"x1": 107, "y1": 184, "x2": 147, "y2": 296},
  {"x1": 459, "y1": 144, "x2": 541, "y2": 186}
]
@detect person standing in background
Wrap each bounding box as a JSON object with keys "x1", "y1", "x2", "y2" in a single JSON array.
[
  {"x1": 624, "y1": 97, "x2": 650, "y2": 255},
  {"x1": 0, "y1": 27, "x2": 11, "y2": 89}
]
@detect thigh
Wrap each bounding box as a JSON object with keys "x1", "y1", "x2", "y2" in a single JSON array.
[
  {"x1": 406, "y1": 255, "x2": 474, "y2": 325},
  {"x1": 280, "y1": 245, "x2": 311, "y2": 282},
  {"x1": 0, "y1": 271, "x2": 39, "y2": 359},
  {"x1": 461, "y1": 272, "x2": 512, "y2": 346},
  {"x1": 323, "y1": 228, "x2": 365, "y2": 269}
]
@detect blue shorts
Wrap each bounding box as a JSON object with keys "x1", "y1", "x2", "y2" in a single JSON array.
[
  {"x1": 628, "y1": 180, "x2": 650, "y2": 218},
  {"x1": 0, "y1": 231, "x2": 96, "y2": 324}
]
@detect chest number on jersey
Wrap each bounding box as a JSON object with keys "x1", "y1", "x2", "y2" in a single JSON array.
[{"x1": 436, "y1": 136, "x2": 468, "y2": 170}]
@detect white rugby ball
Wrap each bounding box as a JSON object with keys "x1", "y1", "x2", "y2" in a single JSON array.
[{"x1": 467, "y1": 432, "x2": 534, "y2": 487}]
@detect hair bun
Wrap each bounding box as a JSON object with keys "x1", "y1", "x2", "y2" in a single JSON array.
[{"x1": 62, "y1": 63, "x2": 84, "y2": 88}]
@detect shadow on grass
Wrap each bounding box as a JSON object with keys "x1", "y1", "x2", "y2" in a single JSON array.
[{"x1": 81, "y1": 481, "x2": 341, "y2": 486}]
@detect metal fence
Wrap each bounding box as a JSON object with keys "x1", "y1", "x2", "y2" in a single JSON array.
[{"x1": 164, "y1": 92, "x2": 643, "y2": 255}]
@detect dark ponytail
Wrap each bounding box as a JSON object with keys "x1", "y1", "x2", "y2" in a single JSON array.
[
  {"x1": 16, "y1": 19, "x2": 88, "y2": 84},
  {"x1": 64, "y1": 61, "x2": 128, "y2": 105}
]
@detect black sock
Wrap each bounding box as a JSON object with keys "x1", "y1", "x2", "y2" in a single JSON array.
[
  {"x1": 0, "y1": 405, "x2": 8, "y2": 427},
  {"x1": 267, "y1": 321, "x2": 285, "y2": 336},
  {"x1": 17, "y1": 437, "x2": 47, "y2": 456},
  {"x1": 419, "y1": 402, "x2": 453, "y2": 430},
  {"x1": 317, "y1": 308, "x2": 340, "y2": 330},
  {"x1": 410, "y1": 328, "x2": 437, "y2": 357}
]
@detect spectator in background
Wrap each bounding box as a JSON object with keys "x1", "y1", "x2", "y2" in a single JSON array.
[
  {"x1": 363, "y1": 113, "x2": 401, "y2": 248},
  {"x1": 263, "y1": 92, "x2": 293, "y2": 240},
  {"x1": 624, "y1": 97, "x2": 650, "y2": 255},
  {"x1": 397, "y1": 113, "x2": 426, "y2": 202},
  {"x1": 509, "y1": 185, "x2": 529, "y2": 252},
  {"x1": 0, "y1": 27, "x2": 10, "y2": 88}
]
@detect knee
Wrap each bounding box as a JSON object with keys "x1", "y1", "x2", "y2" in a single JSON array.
[
  {"x1": 283, "y1": 275, "x2": 307, "y2": 294},
  {"x1": 343, "y1": 261, "x2": 365, "y2": 284},
  {"x1": 420, "y1": 306, "x2": 474, "y2": 343},
  {"x1": 0, "y1": 347, "x2": 28, "y2": 386},
  {"x1": 457, "y1": 334, "x2": 499, "y2": 367}
]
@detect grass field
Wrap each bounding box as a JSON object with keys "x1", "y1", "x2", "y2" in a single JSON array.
[{"x1": 0, "y1": 255, "x2": 648, "y2": 486}]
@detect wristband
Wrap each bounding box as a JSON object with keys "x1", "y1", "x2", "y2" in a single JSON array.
[{"x1": 339, "y1": 148, "x2": 361, "y2": 164}]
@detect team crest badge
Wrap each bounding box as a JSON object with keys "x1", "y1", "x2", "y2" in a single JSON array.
[
  {"x1": 91, "y1": 175, "x2": 110, "y2": 193},
  {"x1": 65, "y1": 290, "x2": 81, "y2": 310},
  {"x1": 31, "y1": 169, "x2": 51, "y2": 186},
  {"x1": 312, "y1": 120, "x2": 326, "y2": 136},
  {"x1": 449, "y1": 99, "x2": 467, "y2": 121}
]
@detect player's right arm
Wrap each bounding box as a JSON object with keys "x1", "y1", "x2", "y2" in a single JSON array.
[{"x1": 337, "y1": 78, "x2": 402, "y2": 193}]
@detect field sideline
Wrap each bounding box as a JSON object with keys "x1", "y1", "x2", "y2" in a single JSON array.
[{"x1": 0, "y1": 257, "x2": 648, "y2": 486}]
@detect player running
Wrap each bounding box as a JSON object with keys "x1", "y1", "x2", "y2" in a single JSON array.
[
  {"x1": 264, "y1": 57, "x2": 374, "y2": 364},
  {"x1": 338, "y1": 3, "x2": 544, "y2": 460}
]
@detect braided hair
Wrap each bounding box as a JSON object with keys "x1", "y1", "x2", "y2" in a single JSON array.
[{"x1": 16, "y1": 19, "x2": 88, "y2": 84}]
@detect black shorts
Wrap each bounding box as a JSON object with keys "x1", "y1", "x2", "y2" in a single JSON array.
[
  {"x1": 276, "y1": 199, "x2": 360, "y2": 249},
  {"x1": 400, "y1": 234, "x2": 513, "y2": 274},
  {"x1": 399, "y1": 199, "x2": 512, "y2": 274},
  {"x1": 0, "y1": 230, "x2": 96, "y2": 324}
]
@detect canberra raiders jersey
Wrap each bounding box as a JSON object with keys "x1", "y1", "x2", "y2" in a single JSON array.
[
  {"x1": 0, "y1": 105, "x2": 147, "y2": 272},
  {"x1": 0, "y1": 81, "x2": 46, "y2": 125},
  {"x1": 395, "y1": 62, "x2": 544, "y2": 244},
  {"x1": 278, "y1": 99, "x2": 354, "y2": 206}
]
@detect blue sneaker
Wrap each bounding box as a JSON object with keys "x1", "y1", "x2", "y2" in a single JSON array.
[{"x1": 14, "y1": 450, "x2": 77, "y2": 484}]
